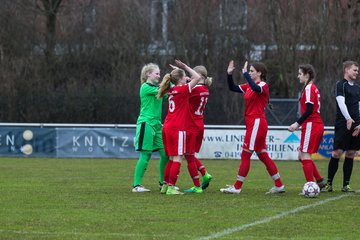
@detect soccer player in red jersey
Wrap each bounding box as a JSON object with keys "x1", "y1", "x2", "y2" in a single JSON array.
[
  {"x1": 220, "y1": 60, "x2": 285, "y2": 194},
  {"x1": 288, "y1": 64, "x2": 326, "y2": 192},
  {"x1": 183, "y1": 66, "x2": 213, "y2": 193},
  {"x1": 157, "y1": 60, "x2": 201, "y2": 195}
]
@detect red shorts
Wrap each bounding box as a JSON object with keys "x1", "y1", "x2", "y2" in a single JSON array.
[
  {"x1": 162, "y1": 126, "x2": 186, "y2": 156},
  {"x1": 186, "y1": 126, "x2": 204, "y2": 154},
  {"x1": 243, "y1": 117, "x2": 268, "y2": 151},
  {"x1": 300, "y1": 122, "x2": 324, "y2": 153}
]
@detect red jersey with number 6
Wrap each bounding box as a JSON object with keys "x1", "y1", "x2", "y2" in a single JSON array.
[{"x1": 163, "y1": 84, "x2": 191, "y2": 130}]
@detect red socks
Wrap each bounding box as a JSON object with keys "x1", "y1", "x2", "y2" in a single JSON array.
[
  {"x1": 186, "y1": 154, "x2": 206, "y2": 176},
  {"x1": 234, "y1": 151, "x2": 252, "y2": 189},
  {"x1": 234, "y1": 151, "x2": 284, "y2": 189},
  {"x1": 168, "y1": 161, "x2": 181, "y2": 186},
  {"x1": 196, "y1": 158, "x2": 206, "y2": 176},
  {"x1": 311, "y1": 161, "x2": 322, "y2": 181},
  {"x1": 258, "y1": 152, "x2": 283, "y2": 187},
  {"x1": 185, "y1": 155, "x2": 201, "y2": 187},
  {"x1": 163, "y1": 160, "x2": 173, "y2": 184},
  {"x1": 301, "y1": 159, "x2": 314, "y2": 182}
]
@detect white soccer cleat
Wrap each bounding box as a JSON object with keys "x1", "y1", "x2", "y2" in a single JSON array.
[
  {"x1": 220, "y1": 185, "x2": 241, "y2": 194},
  {"x1": 266, "y1": 185, "x2": 285, "y2": 194},
  {"x1": 132, "y1": 185, "x2": 151, "y2": 193}
]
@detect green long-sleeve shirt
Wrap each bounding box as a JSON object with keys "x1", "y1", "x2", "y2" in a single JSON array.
[{"x1": 136, "y1": 83, "x2": 163, "y2": 125}]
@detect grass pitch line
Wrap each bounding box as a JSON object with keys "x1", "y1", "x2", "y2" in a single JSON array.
[{"x1": 196, "y1": 191, "x2": 359, "y2": 240}]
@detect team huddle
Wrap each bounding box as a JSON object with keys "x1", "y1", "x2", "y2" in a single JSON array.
[{"x1": 132, "y1": 59, "x2": 359, "y2": 196}]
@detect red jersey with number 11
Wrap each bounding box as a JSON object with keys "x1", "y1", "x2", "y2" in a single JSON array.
[{"x1": 187, "y1": 84, "x2": 209, "y2": 129}]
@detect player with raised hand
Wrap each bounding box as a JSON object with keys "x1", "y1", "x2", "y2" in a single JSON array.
[
  {"x1": 157, "y1": 59, "x2": 202, "y2": 195},
  {"x1": 183, "y1": 65, "x2": 213, "y2": 193},
  {"x1": 220, "y1": 60, "x2": 285, "y2": 194}
]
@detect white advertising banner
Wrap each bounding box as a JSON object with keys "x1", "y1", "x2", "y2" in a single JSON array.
[{"x1": 197, "y1": 128, "x2": 303, "y2": 160}]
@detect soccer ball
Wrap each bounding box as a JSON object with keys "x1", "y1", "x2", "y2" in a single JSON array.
[
  {"x1": 302, "y1": 181, "x2": 320, "y2": 198},
  {"x1": 23, "y1": 130, "x2": 33, "y2": 141}
]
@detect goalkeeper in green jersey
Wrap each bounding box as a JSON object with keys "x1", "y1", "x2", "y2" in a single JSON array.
[{"x1": 132, "y1": 63, "x2": 169, "y2": 192}]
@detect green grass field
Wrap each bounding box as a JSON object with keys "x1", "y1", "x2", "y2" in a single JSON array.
[{"x1": 0, "y1": 157, "x2": 359, "y2": 240}]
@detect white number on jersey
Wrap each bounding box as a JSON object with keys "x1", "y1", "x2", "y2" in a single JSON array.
[
  {"x1": 169, "y1": 95, "x2": 175, "y2": 112},
  {"x1": 194, "y1": 96, "x2": 208, "y2": 115}
]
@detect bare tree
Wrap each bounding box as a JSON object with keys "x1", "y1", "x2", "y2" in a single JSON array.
[
  {"x1": 0, "y1": 0, "x2": 358, "y2": 124},
  {"x1": 36, "y1": 0, "x2": 62, "y2": 62}
]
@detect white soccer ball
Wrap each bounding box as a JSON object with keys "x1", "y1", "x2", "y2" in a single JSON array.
[
  {"x1": 302, "y1": 181, "x2": 320, "y2": 198},
  {"x1": 21, "y1": 144, "x2": 33, "y2": 155},
  {"x1": 23, "y1": 130, "x2": 33, "y2": 141}
]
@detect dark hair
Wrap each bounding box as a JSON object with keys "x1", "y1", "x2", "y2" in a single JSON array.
[
  {"x1": 251, "y1": 62, "x2": 272, "y2": 109},
  {"x1": 299, "y1": 64, "x2": 316, "y2": 91},
  {"x1": 251, "y1": 62, "x2": 268, "y2": 81}
]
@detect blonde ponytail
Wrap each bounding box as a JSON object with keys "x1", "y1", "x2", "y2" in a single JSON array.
[
  {"x1": 193, "y1": 65, "x2": 213, "y2": 87},
  {"x1": 204, "y1": 77, "x2": 213, "y2": 87},
  {"x1": 157, "y1": 69, "x2": 185, "y2": 98},
  {"x1": 157, "y1": 74, "x2": 172, "y2": 99}
]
